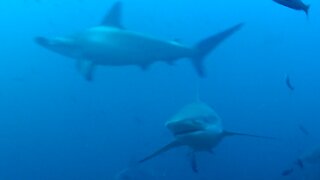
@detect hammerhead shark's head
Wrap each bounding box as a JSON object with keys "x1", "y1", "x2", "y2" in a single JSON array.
[
  {"x1": 138, "y1": 102, "x2": 273, "y2": 173},
  {"x1": 34, "y1": 1, "x2": 244, "y2": 81}
]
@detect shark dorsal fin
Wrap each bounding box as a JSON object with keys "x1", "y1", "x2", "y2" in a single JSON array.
[{"x1": 101, "y1": 1, "x2": 123, "y2": 28}]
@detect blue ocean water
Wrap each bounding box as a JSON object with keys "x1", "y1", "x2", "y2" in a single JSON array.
[{"x1": 0, "y1": 0, "x2": 319, "y2": 179}]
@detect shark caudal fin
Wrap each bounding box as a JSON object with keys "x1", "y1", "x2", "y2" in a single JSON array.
[
  {"x1": 223, "y1": 130, "x2": 276, "y2": 140},
  {"x1": 138, "y1": 141, "x2": 181, "y2": 164},
  {"x1": 191, "y1": 23, "x2": 244, "y2": 77}
]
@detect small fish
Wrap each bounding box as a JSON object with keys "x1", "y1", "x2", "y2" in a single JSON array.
[
  {"x1": 285, "y1": 74, "x2": 295, "y2": 91},
  {"x1": 273, "y1": 0, "x2": 310, "y2": 17}
]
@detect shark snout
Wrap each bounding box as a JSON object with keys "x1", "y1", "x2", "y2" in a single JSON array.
[
  {"x1": 166, "y1": 119, "x2": 206, "y2": 136},
  {"x1": 34, "y1": 36, "x2": 51, "y2": 47},
  {"x1": 34, "y1": 35, "x2": 79, "y2": 60}
]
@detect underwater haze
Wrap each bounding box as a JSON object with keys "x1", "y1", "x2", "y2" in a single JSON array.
[{"x1": 0, "y1": 0, "x2": 319, "y2": 179}]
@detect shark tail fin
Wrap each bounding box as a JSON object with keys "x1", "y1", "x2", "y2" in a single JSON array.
[
  {"x1": 191, "y1": 23, "x2": 244, "y2": 77},
  {"x1": 138, "y1": 140, "x2": 181, "y2": 164},
  {"x1": 223, "y1": 130, "x2": 276, "y2": 140}
]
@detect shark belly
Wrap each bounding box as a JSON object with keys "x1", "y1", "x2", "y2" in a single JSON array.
[{"x1": 79, "y1": 27, "x2": 192, "y2": 66}]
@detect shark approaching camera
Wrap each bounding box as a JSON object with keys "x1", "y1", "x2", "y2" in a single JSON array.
[{"x1": 138, "y1": 101, "x2": 274, "y2": 173}]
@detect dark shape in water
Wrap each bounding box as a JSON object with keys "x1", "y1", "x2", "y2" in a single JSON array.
[
  {"x1": 273, "y1": 0, "x2": 310, "y2": 17},
  {"x1": 285, "y1": 74, "x2": 295, "y2": 91},
  {"x1": 282, "y1": 146, "x2": 320, "y2": 177},
  {"x1": 298, "y1": 124, "x2": 309, "y2": 136},
  {"x1": 295, "y1": 158, "x2": 304, "y2": 169},
  {"x1": 281, "y1": 159, "x2": 304, "y2": 176},
  {"x1": 282, "y1": 168, "x2": 294, "y2": 176},
  {"x1": 189, "y1": 152, "x2": 198, "y2": 173}
]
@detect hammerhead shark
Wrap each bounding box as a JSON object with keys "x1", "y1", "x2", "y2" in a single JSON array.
[
  {"x1": 138, "y1": 101, "x2": 274, "y2": 173},
  {"x1": 34, "y1": 1, "x2": 244, "y2": 81}
]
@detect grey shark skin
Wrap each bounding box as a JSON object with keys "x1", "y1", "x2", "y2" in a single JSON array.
[
  {"x1": 34, "y1": 1, "x2": 244, "y2": 81},
  {"x1": 273, "y1": 0, "x2": 310, "y2": 16},
  {"x1": 138, "y1": 102, "x2": 274, "y2": 173}
]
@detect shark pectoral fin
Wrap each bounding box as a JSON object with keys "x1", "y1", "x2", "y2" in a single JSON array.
[
  {"x1": 138, "y1": 140, "x2": 181, "y2": 164},
  {"x1": 191, "y1": 23, "x2": 244, "y2": 77},
  {"x1": 101, "y1": 1, "x2": 123, "y2": 28},
  {"x1": 76, "y1": 60, "x2": 95, "y2": 81},
  {"x1": 223, "y1": 131, "x2": 276, "y2": 140},
  {"x1": 190, "y1": 152, "x2": 199, "y2": 173}
]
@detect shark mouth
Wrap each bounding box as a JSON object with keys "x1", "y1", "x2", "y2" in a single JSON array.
[
  {"x1": 173, "y1": 128, "x2": 204, "y2": 136},
  {"x1": 166, "y1": 117, "x2": 208, "y2": 136}
]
